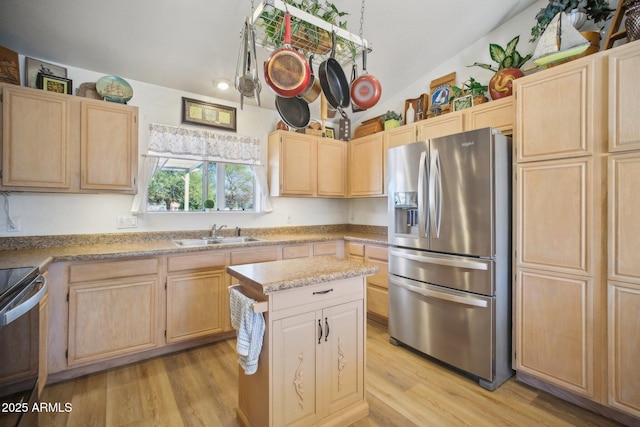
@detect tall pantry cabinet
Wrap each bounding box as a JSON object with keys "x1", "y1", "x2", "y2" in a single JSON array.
[{"x1": 513, "y1": 40, "x2": 640, "y2": 423}]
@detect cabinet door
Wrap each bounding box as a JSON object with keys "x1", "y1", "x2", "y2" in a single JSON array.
[
  {"x1": 608, "y1": 41, "x2": 640, "y2": 152},
  {"x1": 385, "y1": 123, "x2": 417, "y2": 149},
  {"x1": 349, "y1": 133, "x2": 384, "y2": 197},
  {"x1": 322, "y1": 300, "x2": 365, "y2": 415},
  {"x1": 68, "y1": 276, "x2": 159, "y2": 365},
  {"x1": 515, "y1": 268, "x2": 594, "y2": 397},
  {"x1": 365, "y1": 245, "x2": 389, "y2": 321},
  {"x1": 516, "y1": 158, "x2": 593, "y2": 276},
  {"x1": 272, "y1": 310, "x2": 320, "y2": 427},
  {"x1": 607, "y1": 281, "x2": 640, "y2": 418},
  {"x1": 417, "y1": 112, "x2": 464, "y2": 141},
  {"x1": 465, "y1": 96, "x2": 513, "y2": 134},
  {"x1": 1, "y1": 86, "x2": 70, "y2": 188},
  {"x1": 80, "y1": 101, "x2": 138, "y2": 192},
  {"x1": 279, "y1": 132, "x2": 317, "y2": 196},
  {"x1": 514, "y1": 58, "x2": 596, "y2": 162},
  {"x1": 608, "y1": 153, "x2": 640, "y2": 284},
  {"x1": 317, "y1": 138, "x2": 346, "y2": 197},
  {"x1": 166, "y1": 269, "x2": 225, "y2": 343},
  {"x1": 38, "y1": 291, "x2": 49, "y2": 397}
]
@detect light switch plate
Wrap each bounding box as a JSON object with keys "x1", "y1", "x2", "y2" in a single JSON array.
[{"x1": 117, "y1": 215, "x2": 138, "y2": 229}]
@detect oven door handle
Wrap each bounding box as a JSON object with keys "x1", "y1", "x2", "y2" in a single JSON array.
[
  {"x1": 390, "y1": 276, "x2": 488, "y2": 308},
  {"x1": 0, "y1": 276, "x2": 47, "y2": 326},
  {"x1": 389, "y1": 249, "x2": 489, "y2": 271}
]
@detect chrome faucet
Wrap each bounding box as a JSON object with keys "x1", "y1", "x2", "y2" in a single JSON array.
[{"x1": 210, "y1": 224, "x2": 227, "y2": 238}]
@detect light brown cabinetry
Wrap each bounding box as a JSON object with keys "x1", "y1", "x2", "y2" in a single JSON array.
[
  {"x1": 514, "y1": 41, "x2": 640, "y2": 423},
  {"x1": 0, "y1": 84, "x2": 138, "y2": 193},
  {"x1": 514, "y1": 53, "x2": 604, "y2": 401},
  {"x1": 166, "y1": 252, "x2": 228, "y2": 343},
  {"x1": 346, "y1": 242, "x2": 388, "y2": 323},
  {"x1": 348, "y1": 133, "x2": 385, "y2": 197},
  {"x1": 268, "y1": 131, "x2": 346, "y2": 197},
  {"x1": 67, "y1": 258, "x2": 161, "y2": 366},
  {"x1": 606, "y1": 41, "x2": 640, "y2": 418}
]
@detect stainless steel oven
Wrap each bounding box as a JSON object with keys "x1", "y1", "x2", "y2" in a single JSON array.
[{"x1": 0, "y1": 266, "x2": 47, "y2": 427}]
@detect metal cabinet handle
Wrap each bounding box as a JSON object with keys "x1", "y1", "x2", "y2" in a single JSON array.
[
  {"x1": 324, "y1": 317, "x2": 330, "y2": 342},
  {"x1": 318, "y1": 319, "x2": 323, "y2": 344},
  {"x1": 313, "y1": 288, "x2": 333, "y2": 295}
]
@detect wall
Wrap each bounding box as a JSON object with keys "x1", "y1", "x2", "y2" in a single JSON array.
[{"x1": 1, "y1": 0, "x2": 618, "y2": 236}]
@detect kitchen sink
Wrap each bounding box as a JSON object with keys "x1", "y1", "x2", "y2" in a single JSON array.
[{"x1": 172, "y1": 236, "x2": 263, "y2": 246}]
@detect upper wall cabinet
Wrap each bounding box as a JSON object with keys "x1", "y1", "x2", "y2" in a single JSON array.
[
  {"x1": 608, "y1": 41, "x2": 640, "y2": 153},
  {"x1": 0, "y1": 84, "x2": 138, "y2": 194}
]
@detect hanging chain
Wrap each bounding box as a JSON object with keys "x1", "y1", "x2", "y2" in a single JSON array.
[{"x1": 359, "y1": 0, "x2": 365, "y2": 38}]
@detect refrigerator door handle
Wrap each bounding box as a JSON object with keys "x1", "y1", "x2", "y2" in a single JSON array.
[
  {"x1": 417, "y1": 150, "x2": 429, "y2": 238},
  {"x1": 389, "y1": 248, "x2": 489, "y2": 271},
  {"x1": 389, "y1": 276, "x2": 488, "y2": 308},
  {"x1": 429, "y1": 149, "x2": 442, "y2": 239}
]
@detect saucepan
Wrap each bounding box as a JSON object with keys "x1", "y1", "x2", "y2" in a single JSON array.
[
  {"x1": 263, "y1": 12, "x2": 310, "y2": 98},
  {"x1": 297, "y1": 54, "x2": 322, "y2": 104}
]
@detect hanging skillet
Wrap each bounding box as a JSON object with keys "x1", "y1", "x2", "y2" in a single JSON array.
[
  {"x1": 318, "y1": 31, "x2": 350, "y2": 109},
  {"x1": 350, "y1": 49, "x2": 381, "y2": 109},
  {"x1": 275, "y1": 95, "x2": 310, "y2": 130},
  {"x1": 263, "y1": 12, "x2": 310, "y2": 98}
]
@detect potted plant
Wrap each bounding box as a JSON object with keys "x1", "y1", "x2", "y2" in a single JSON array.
[
  {"x1": 382, "y1": 110, "x2": 402, "y2": 130},
  {"x1": 469, "y1": 35, "x2": 532, "y2": 100},
  {"x1": 451, "y1": 77, "x2": 489, "y2": 105},
  {"x1": 530, "y1": 0, "x2": 613, "y2": 42},
  {"x1": 258, "y1": 0, "x2": 349, "y2": 55},
  {"x1": 204, "y1": 199, "x2": 214, "y2": 212}
]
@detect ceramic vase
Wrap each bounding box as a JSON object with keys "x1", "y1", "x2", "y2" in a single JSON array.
[{"x1": 489, "y1": 68, "x2": 524, "y2": 100}]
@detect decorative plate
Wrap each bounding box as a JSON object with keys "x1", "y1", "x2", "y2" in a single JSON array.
[{"x1": 96, "y1": 75, "x2": 133, "y2": 103}]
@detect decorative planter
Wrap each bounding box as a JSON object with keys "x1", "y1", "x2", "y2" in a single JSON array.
[
  {"x1": 625, "y1": 0, "x2": 640, "y2": 42},
  {"x1": 489, "y1": 68, "x2": 524, "y2": 100},
  {"x1": 384, "y1": 119, "x2": 402, "y2": 130}
]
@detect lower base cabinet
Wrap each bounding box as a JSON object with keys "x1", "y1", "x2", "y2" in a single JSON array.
[
  {"x1": 346, "y1": 242, "x2": 389, "y2": 323},
  {"x1": 67, "y1": 258, "x2": 161, "y2": 366}
]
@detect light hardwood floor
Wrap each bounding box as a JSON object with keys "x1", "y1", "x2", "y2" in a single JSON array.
[{"x1": 40, "y1": 321, "x2": 624, "y2": 427}]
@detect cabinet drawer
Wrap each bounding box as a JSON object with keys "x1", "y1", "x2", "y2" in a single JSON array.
[
  {"x1": 366, "y1": 245, "x2": 388, "y2": 261},
  {"x1": 271, "y1": 277, "x2": 364, "y2": 312},
  {"x1": 367, "y1": 259, "x2": 389, "y2": 289},
  {"x1": 346, "y1": 242, "x2": 364, "y2": 257},
  {"x1": 69, "y1": 258, "x2": 159, "y2": 283},
  {"x1": 230, "y1": 247, "x2": 279, "y2": 265},
  {"x1": 313, "y1": 241, "x2": 338, "y2": 256},
  {"x1": 282, "y1": 245, "x2": 310, "y2": 259},
  {"x1": 167, "y1": 251, "x2": 226, "y2": 272}
]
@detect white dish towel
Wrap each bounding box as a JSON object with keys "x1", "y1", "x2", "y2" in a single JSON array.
[{"x1": 229, "y1": 288, "x2": 265, "y2": 375}]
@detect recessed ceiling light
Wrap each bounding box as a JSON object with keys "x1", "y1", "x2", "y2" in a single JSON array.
[{"x1": 214, "y1": 79, "x2": 231, "y2": 90}]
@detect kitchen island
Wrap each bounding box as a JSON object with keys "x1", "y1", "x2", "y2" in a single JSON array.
[{"x1": 227, "y1": 256, "x2": 378, "y2": 427}]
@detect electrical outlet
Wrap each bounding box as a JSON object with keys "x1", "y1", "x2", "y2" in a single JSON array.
[
  {"x1": 117, "y1": 215, "x2": 138, "y2": 229},
  {"x1": 7, "y1": 217, "x2": 21, "y2": 232},
  {"x1": 286, "y1": 215, "x2": 292, "y2": 224}
]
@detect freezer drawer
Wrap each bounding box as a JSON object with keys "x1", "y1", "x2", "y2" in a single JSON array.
[
  {"x1": 388, "y1": 274, "x2": 495, "y2": 381},
  {"x1": 389, "y1": 247, "x2": 494, "y2": 296}
]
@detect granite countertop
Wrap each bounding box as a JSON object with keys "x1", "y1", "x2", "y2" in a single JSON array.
[
  {"x1": 227, "y1": 255, "x2": 379, "y2": 294},
  {"x1": 0, "y1": 227, "x2": 388, "y2": 270}
]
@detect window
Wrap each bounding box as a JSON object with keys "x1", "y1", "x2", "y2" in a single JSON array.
[{"x1": 147, "y1": 157, "x2": 255, "y2": 212}]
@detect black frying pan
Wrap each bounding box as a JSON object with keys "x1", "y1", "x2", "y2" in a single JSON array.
[
  {"x1": 319, "y1": 32, "x2": 350, "y2": 109},
  {"x1": 275, "y1": 96, "x2": 310, "y2": 129}
]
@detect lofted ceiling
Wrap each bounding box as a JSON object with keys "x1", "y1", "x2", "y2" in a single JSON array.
[{"x1": 0, "y1": 0, "x2": 539, "y2": 116}]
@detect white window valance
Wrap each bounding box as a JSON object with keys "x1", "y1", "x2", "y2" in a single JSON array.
[{"x1": 148, "y1": 123, "x2": 260, "y2": 165}]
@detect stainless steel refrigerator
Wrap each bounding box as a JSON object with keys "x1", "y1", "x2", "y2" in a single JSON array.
[{"x1": 387, "y1": 127, "x2": 513, "y2": 390}]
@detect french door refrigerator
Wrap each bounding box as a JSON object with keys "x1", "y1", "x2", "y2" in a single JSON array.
[{"x1": 387, "y1": 127, "x2": 513, "y2": 390}]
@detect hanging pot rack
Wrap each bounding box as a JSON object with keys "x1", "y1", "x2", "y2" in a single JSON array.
[{"x1": 249, "y1": 0, "x2": 371, "y2": 67}]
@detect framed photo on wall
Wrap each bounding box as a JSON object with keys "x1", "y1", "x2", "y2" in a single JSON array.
[
  {"x1": 182, "y1": 97, "x2": 237, "y2": 131},
  {"x1": 0, "y1": 45, "x2": 19, "y2": 85},
  {"x1": 453, "y1": 94, "x2": 473, "y2": 111},
  {"x1": 36, "y1": 72, "x2": 72, "y2": 94}
]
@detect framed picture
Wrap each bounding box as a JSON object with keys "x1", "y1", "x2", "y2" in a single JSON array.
[
  {"x1": 453, "y1": 94, "x2": 473, "y2": 111},
  {"x1": 182, "y1": 97, "x2": 236, "y2": 131},
  {"x1": 25, "y1": 57, "x2": 67, "y2": 88},
  {"x1": 428, "y1": 72, "x2": 456, "y2": 117},
  {"x1": 0, "y1": 45, "x2": 20, "y2": 85},
  {"x1": 325, "y1": 127, "x2": 335, "y2": 139},
  {"x1": 36, "y1": 72, "x2": 72, "y2": 94}
]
